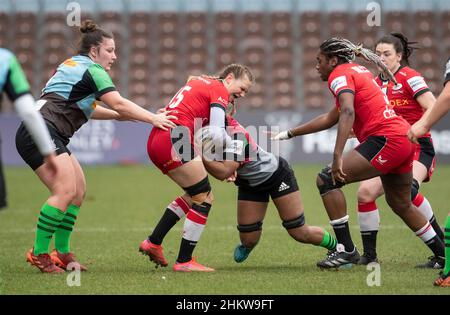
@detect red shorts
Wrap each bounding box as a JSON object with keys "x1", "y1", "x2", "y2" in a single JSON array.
[
  {"x1": 147, "y1": 127, "x2": 197, "y2": 174},
  {"x1": 413, "y1": 136, "x2": 436, "y2": 182},
  {"x1": 355, "y1": 135, "x2": 415, "y2": 174}
]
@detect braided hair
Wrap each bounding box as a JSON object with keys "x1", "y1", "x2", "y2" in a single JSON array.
[
  {"x1": 375, "y1": 32, "x2": 419, "y2": 67},
  {"x1": 320, "y1": 37, "x2": 397, "y2": 84}
]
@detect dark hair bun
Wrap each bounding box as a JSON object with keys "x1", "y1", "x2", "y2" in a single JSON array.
[{"x1": 80, "y1": 20, "x2": 98, "y2": 33}]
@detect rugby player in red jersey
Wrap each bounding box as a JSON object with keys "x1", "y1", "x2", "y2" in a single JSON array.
[
  {"x1": 271, "y1": 38, "x2": 445, "y2": 269},
  {"x1": 140, "y1": 64, "x2": 254, "y2": 272},
  {"x1": 356, "y1": 33, "x2": 443, "y2": 268}
]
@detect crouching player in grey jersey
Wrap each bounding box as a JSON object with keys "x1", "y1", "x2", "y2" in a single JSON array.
[{"x1": 202, "y1": 116, "x2": 338, "y2": 264}]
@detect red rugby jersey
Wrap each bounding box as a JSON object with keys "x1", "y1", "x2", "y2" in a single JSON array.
[
  {"x1": 165, "y1": 77, "x2": 230, "y2": 134},
  {"x1": 328, "y1": 63, "x2": 410, "y2": 142},
  {"x1": 375, "y1": 66, "x2": 430, "y2": 136}
]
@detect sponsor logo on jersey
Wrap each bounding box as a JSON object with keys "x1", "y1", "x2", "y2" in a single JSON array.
[
  {"x1": 217, "y1": 96, "x2": 228, "y2": 106},
  {"x1": 278, "y1": 181, "x2": 290, "y2": 192},
  {"x1": 63, "y1": 58, "x2": 77, "y2": 67},
  {"x1": 389, "y1": 99, "x2": 410, "y2": 106},
  {"x1": 330, "y1": 76, "x2": 348, "y2": 94},
  {"x1": 392, "y1": 83, "x2": 403, "y2": 90},
  {"x1": 391, "y1": 83, "x2": 404, "y2": 95},
  {"x1": 376, "y1": 155, "x2": 387, "y2": 165},
  {"x1": 407, "y1": 76, "x2": 427, "y2": 92},
  {"x1": 383, "y1": 105, "x2": 397, "y2": 119}
]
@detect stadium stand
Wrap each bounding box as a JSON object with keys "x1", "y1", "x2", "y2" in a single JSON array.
[{"x1": 0, "y1": 0, "x2": 448, "y2": 112}]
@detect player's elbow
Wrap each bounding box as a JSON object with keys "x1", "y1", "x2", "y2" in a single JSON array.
[{"x1": 102, "y1": 92, "x2": 128, "y2": 114}]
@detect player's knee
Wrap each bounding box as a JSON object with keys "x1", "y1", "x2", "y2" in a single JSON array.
[
  {"x1": 410, "y1": 179, "x2": 420, "y2": 201},
  {"x1": 184, "y1": 176, "x2": 212, "y2": 205},
  {"x1": 385, "y1": 196, "x2": 410, "y2": 215},
  {"x1": 54, "y1": 183, "x2": 77, "y2": 203},
  {"x1": 282, "y1": 213, "x2": 305, "y2": 230},
  {"x1": 316, "y1": 166, "x2": 345, "y2": 196},
  {"x1": 72, "y1": 188, "x2": 86, "y2": 207},
  {"x1": 238, "y1": 222, "x2": 262, "y2": 248},
  {"x1": 282, "y1": 214, "x2": 310, "y2": 241},
  {"x1": 357, "y1": 184, "x2": 377, "y2": 203},
  {"x1": 237, "y1": 221, "x2": 262, "y2": 234}
]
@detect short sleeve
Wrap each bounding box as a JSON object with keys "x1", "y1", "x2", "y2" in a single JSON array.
[
  {"x1": 328, "y1": 70, "x2": 355, "y2": 97},
  {"x1": 404, "y1": 69, "x2": 429, "y2": 98},
  {"x1": 209, "y1": 84, "x2": 229, "y2": 111},
  {"x1": 87, "y1": 64, "x2": 116, "y2": 98},
  {"x1": 444, "y1": 58, "x2": 450, "y2": 86}
]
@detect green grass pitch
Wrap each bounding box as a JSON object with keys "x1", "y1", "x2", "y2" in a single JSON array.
[{"x1": 0, "y1": 164, "x2": 449, "y2": 295}]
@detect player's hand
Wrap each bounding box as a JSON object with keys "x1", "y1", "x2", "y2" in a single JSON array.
[
  {"x1": 331, "y1": 156, "x2": 346, "y2": 185},
  {"x1": 43, "y1": 153, "x2": 58, "y2": 177},
  {"x1": 151, "y1": 111, "x2": 177, "y2": 130},
  {"x1": 266, "y1": 130, "x2": 293, "y2": 140},
  {"x1": 156, "y1": 107, "x2": 167, "y2": 114},
  {"x1": 226, "y1": 171, "x2": 237, "y2": 182},
  {"x1": 408, "y1": 121, "x2": 428, "y2": 144}
]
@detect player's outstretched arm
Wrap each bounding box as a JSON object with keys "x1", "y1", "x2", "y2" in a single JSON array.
[
  {"x1": 409, "y1": 82, "x2": 450, "y2": 142},
  {"x1": 100, "y1": 91, "x2": 177, "y2": 130},
  {"x1": 271, "y1": 107, "x2": 339, "y2": 140}
]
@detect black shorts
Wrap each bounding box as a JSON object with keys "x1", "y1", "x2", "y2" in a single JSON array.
[
  {"x1": 15, "y1": 121, "x2": 71, "y2": 170},
  {"x1": 415, "y1": 137, "x2": 435, "y2": 169},
  {"x1": 415, "y1": 137, "x2": 436, "y2": 181},
  {"x1": 237, "y1": 157, "x2": 299, "y2": 202}
]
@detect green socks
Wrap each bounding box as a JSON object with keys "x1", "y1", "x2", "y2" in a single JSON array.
[
  {"x1": 55, "y1": 204, "x2": 80, "y2": 254},
  {"x1": 319, "y1": 230, "x2": 338, "y2": 250},
  {"x1": 444, "y1": 215, "x2": 450, "y2": 276},
  {"x1": 33, "y1": 203, "x2": 65, "y2": 255}
]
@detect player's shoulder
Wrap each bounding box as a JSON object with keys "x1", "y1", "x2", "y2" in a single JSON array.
[
  {"x1": 190, "y1": 77, "x2": 220, "y2": 87},
  {"x1": 190, "y1": 77, "x2": 226, "y2": 93},
  {"x1": 397, "y1": 66, "x2": 421, "y2": 79},
  {"x1": 0, "y1": 48, "x2": 14, "y2": 63},
  {"x1": 330, "y1": 63, "x2": 369, "y2": 80}
]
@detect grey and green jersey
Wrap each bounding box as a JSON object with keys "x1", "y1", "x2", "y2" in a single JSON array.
[
  {"x1": 0, "y1": 48, "x2": 31, "y2": 101},
  {"x1": 39, "y1": 54, "x2": 116, "y2": 139},
  {"x1": 226, "y1": 118, "x2": 279, "y2": 188},
  {"x1": 236, "y1": 146, "x2": 279, "y2": 187}
]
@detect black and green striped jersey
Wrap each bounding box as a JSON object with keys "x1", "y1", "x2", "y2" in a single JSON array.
[{"x1": 39, "y1": 54, "x2": 116, "y2": 139}]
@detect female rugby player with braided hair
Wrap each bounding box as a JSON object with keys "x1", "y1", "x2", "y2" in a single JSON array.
[
  {"x1": 355, "y1": 33, "x2": 443, "y2": 268},
  {"x1": 271, "y1": 37, "x2": 445, "y2": 269}
]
